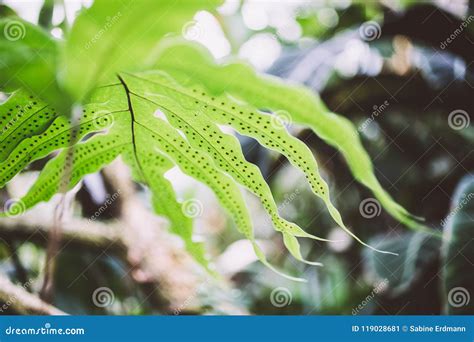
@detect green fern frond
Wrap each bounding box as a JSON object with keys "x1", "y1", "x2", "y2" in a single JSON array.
[
  {"x1": 11, "y1": 124, "x2": 128, "y2": 212},
  {"x1": 1, "y1": 0, "x2": 423, "y2": 279},
  {"x1": 0, "y1": 85, "x2": 127, "y2": 188},
  {"x1": 120, "y1": 72, "x2": 328, "y2": 265},
  {"x1": 124, "y1": 80, "x2": 310, "y2": 279},
  {"x1": 122, "y1": 142, "x2": 210, "y2": 271},
  {"x1": 2, "y1": 66, "x2": 398, "y2": 278},
  {"x1": 0, "y1": 89, "x2": 54, "y2": 162},
  {"x1": 120, "y1": 71, "x2": 394, "y2": 254},
  {"x1": 153, "y1": 39, "x2": 425, "y2": 232},
  {"x1": 1, "y1": 77, "x2": 320, "y2": 280}
]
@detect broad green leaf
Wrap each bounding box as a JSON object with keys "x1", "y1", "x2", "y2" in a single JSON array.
[
  {"x1": 0, "y1": 18, "x2": 67, "y2": 111},
  {"x1": 61, "y1": 0, "x2": 219, "y2": 101},
  {"x1": 153, "y1": 39, "x2": 425, "y2": 232}
]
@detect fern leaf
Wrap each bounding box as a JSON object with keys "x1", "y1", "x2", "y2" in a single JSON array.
[
  {"x1": 122, "y1": 136, "x2": 211, "y2": 271},
  {"x1": 0, "y1": 0, "x2": 422, "y2": 280},
  {"x1": 153, "y1": 40, "x2": 424, "y2": 231},
  {"x1": 121, "y1": 71, "x2": 394, "y2": 254},
  {"x1": 120, "y1": 72, "x2": 329, "y2": 264},
  {"x1": 0, "y1": 89, "x2": 54, "y2": 162},
  {"x1": 0, "y1": 86, "x2": 212, "y2": 271},
  {"x1": 0, "y1": 124, "x2": 128, "y2": 215},
  {"x1": 0, "y1": 85, "x2": 127, "y2": 188},
  {"x1": 125, "y1": 88, "x2": 304, "y2": 280},
  {"x1": 2, "y1": 80, "x2": 307, "y2": 280}
]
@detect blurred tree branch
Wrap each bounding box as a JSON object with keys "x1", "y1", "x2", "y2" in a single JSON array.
[
  {"x1": 0, "y1": 214, "x2": 200, "y2": 313},
  {"x1": 0, "y1": 217, "x2": 125, "y2": 253},
  {"x1": 0, "y1": 160, "x2": 246, "y2": 315},
  {"x1": 0, "y1": 274, "x2": 66, "y2": 315}
]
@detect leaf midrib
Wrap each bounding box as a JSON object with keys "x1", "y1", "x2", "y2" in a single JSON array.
[
  {"x1": 123, "y1": 72, "x2": 302, "y2": 168},
  {"x1": 117, "y1": 75, "x2": 146, "y2": 182}
]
